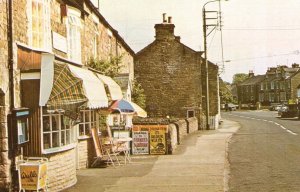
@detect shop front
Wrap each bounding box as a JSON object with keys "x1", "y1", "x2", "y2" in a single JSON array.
[{"x1": 16, "y1": 45, "x2": 123, "y2": 191}]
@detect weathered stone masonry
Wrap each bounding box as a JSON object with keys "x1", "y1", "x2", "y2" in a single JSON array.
[{"x1": 135, "y1": 18, "x2": 203, "y2": 120}]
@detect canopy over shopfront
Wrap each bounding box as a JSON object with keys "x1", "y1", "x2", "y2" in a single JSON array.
[
  {"x1": 39, "y1": 53, "x2": 109, "y2": 111},
  {"x1": 96, "y1": 74, "x2": 123, "y2": 101}
]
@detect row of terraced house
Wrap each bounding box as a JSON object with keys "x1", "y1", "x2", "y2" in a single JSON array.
[
  {"x1": 0, "y1": 0, "x2": 220, "y2": 191},
  {"x1": 237, "y1": 64, "x2": 300, "y2": 107}
]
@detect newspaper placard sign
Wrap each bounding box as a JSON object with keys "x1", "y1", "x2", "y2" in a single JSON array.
[
  {"x1": 149, "y1": 129, "x2": 166, "y2": 155},
  {"x1": 132, "y1": 131, "x2": 149, "y2": 154}
]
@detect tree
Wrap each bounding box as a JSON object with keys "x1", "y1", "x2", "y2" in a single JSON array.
[
  {"x1": 131, "y1": 78, "x2": 146, "y2": 109},
  {"x1": 87, "y1": 55, "x2": 122, "y2": 78},
  {"x1": 232, "y1": 73, "x2": 248, "y2": 84},
  {"x1": 219, "y1": 79, "x2": 234, "y2": 104}
]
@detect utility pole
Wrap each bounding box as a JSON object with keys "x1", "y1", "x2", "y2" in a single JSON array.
[{"x1": 202, "y1": 1, "x2": 219, "y2": 130}]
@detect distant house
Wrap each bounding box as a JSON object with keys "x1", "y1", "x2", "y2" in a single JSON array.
[
  {"x1": 238, "y1": 64, "x2": 300, "y2": 107},
  {"x1": 259, "y1": 65, "x2": 299, "y2": 105},
  {"x1": 237, "y1": 72, "x2": 265, "y2": 106}
]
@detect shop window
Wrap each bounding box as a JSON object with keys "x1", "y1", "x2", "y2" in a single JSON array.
[
  {"x1": 67, "y1": 8, "x2": 82, "y2": 63},
  {"x1": 28, "y1": 0, "x2": 51, "y2": 50},
  {"x1": 78, "y1": 110, "x2": 97, "y2": 137},
  {"x1": 42, "y1": 111, "x2": 73, "y2": 150}
]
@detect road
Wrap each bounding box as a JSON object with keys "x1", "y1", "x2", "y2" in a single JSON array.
[{"x1": 223, "y1": 110, "x2": 300, "y2": 192}]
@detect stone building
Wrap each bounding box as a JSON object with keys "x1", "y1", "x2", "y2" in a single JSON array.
[
  {"x1": 238, "y1": 64, "x2": 300, "y2": 107},
  {"x1": 237, "y1": 72, "x2": 265, "y2": 106},
  {"x1": 135, "y1": 15, "x2": 203, "y2": 123},
  {"x1": 0, "y1": 0, "x2": 134, "y2": 191},
  {"x1": 201, "y1": 60, "x2": 220, "y2": 128}
]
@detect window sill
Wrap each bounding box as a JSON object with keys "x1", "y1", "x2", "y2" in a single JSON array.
[
  {"x1": 78, "y1": 135, "x2": 92, "y2": 140},
  {"x1": 42, "y1": 143, "x2": 76, "y2": 155}
]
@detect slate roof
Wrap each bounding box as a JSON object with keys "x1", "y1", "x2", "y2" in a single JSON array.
[{"x1": 239, "y1": 75, "x2": 265, "y2": 86}]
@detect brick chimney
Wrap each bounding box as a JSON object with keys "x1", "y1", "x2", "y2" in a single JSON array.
[
  {"x1": 155, "y1": 13, "x2": 175, "y2": 41},
  {"x1": 249, "y1": 70, "x2": 254, "y2": 78}
]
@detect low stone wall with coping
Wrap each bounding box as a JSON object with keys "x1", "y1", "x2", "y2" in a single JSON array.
[{"x1": 133, "y1": 117, "x2": 198, "y2": 154}]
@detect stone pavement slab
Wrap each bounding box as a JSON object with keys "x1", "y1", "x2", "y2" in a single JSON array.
[{"x1": 64, "y1": 119, "x2": 239, "y2": 192}]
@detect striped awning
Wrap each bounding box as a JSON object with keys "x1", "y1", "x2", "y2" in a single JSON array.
[
  {"x1": 39, "y1": 53, "x2": 108, "y2": 109},
  {"x1": 68, "y1": 65, "x2": 108, "y2": 108},
  {"x1": 96, "y1": 74, "x2": 123, "y2": 101},
  {"x1": 46, "y1": 62, "x2": 88, "y2": 109}
]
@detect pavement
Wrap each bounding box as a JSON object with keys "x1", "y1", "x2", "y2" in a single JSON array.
[{"x1": 64, "y1": 119, "x2": 240, "y2": 192}]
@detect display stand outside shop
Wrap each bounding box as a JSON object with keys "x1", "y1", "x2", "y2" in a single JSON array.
[
  {"x1": 132, "y1": 125, "x2": 168, "y2": 155},
  {"x1": 18, "y1": 157, "x2": 48, "y2": 192}
]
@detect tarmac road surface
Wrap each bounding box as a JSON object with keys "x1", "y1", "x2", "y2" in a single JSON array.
[{"x1": 224, "y1": 111, "x2": 300, "y2": 192}]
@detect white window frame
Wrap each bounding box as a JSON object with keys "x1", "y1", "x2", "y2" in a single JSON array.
[
  {"x1": 67, "y1": 8, "x2": 82, "y2": 63},
  {"x1": 27, "y1": 0, "x2": 51, "y2": 51},
  {"x1": 92, "y1": 25, "x2": 98, "y2": 59},
  {"x1": 41, "y1": 109, "x2": 76, "y2": 154},
  {"x1": 78, "y1": 110, "x2": 98, "y2": 138},
  {"x1": 271, "y1": 81, "x2": 274, "y2": 89},
  {"x1": 260, "y1": 83, "x2": 264, "y2": 90}
]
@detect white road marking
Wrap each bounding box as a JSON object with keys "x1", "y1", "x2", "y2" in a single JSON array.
[{"x1": 227, "y1": 114, "x2": 298, "y2": 136}]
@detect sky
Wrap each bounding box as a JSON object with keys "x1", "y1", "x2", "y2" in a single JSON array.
[{"x1": 99, "y1": 0, "x2": 300, "y2": 83}]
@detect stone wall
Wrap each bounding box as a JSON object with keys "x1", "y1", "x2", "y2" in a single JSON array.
[
  {"x1": 77, "y1": 138, "x2": 96, "y2": 169},
  {"x1": 81, "y1": 5, "x2": 134, "y2": 76},
  {"x1": 46, "y1": 149, "x2": 77, "y2": 192},
  {"x1": 201, "y1": 62, "x2": 219, "y2": 116},
  {"x1": 135, "y1": 21, "x2": 202, "y2": 120},
  {"x1": 0, "y1": 91, "x2": 9, "y2": 191},
  {"x1": 51, "y1": 0, "x2": 68, "y2": 58},
  {"x1": 0, "y1": 1, "x2": 11, "y2": 190},
  {"x1": 187, "y1": 117, "x2": 198, "y2": 133},
  {"x1": 167, "y1": 123, "x2": 178, "y2": 153},
  {"x1": 133, "y1": 117, "x2": 198, "y2": 154}
]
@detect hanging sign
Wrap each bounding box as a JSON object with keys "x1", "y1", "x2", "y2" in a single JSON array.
[{"x1": 132, "y1": 131, "x2": 149, "y2": 155}]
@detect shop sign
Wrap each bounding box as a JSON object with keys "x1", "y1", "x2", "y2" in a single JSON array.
[
  {"x1": 149, "y1": 129, "x2": 166, "y2": 155},
  {"x1": 19, "y1": 163, "x2": 47, "y2": 190},
  {"x1": 52, "y1": 32, "x2": 67, "y2": 53},
  {"x1": 132, "y1": 131, "x2": 149, "y2": 155}
]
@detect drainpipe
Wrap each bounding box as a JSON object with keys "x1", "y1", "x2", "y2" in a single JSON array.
[
  {"x1": 8, "y1": 0, "x2": 14, "y2": 110},
  {"x1": 8, "y1": 0, "x2": 16, "y2": 191}
]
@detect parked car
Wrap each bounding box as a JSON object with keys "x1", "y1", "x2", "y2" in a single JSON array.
[
  {"x1": 248, "y1": 103, "x2": 257, "y2": 110},
  {"x1": 278, "y1": 104, "x2": 298, "y2": 118},
  {"x1": 228, "y1": 103, "x2": 237, "y2": 111},
  {"x1": 269, "y1": 104, "x2": 282, "y2": 111}
]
